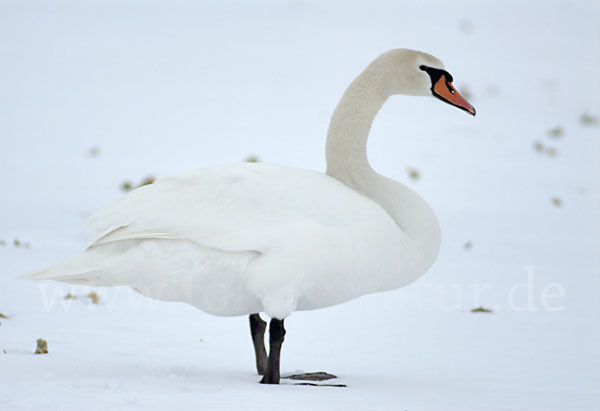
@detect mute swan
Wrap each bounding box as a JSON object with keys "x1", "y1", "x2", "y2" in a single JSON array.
[{"x1": 23, "y1": 49, "x2": 475, "y2": 384}]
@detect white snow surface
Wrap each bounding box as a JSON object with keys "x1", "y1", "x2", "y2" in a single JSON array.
[{"x1": 1, "y1": 0, "x2": 599, "y2": 410}]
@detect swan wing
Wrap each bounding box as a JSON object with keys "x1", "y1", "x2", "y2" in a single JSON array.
[{"x1": 87, "y1": 162, "x2": 378, "y2": 253}]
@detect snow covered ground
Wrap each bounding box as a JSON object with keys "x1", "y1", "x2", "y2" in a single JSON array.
[{"x1": 1, "y1": 0, "x2": 599, "y2": 409}]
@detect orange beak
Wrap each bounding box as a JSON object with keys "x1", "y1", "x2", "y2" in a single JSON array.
[{"x1": 433, "y1": 76, "x2": 476, "y2": 116}]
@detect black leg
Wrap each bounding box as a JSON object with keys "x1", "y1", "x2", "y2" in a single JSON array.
[
  {"x1": 260, "y1": 318, "x2": 286, "y2": 384},
  {"x1": 249, "y1": 313, "x2": 268, "y2": 375}
]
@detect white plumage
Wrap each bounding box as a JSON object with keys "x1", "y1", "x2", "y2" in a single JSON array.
[
  {"x1": 23, "y1": 49, "x2": 475, "y2": 321},
  {"x1": 25, "y1": 164, "x2": 420, "y2": 319}
]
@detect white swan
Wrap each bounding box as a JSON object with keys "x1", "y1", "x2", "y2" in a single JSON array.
[{"x1": 23, "y1": 49, "x2": 475, "y2": 384}]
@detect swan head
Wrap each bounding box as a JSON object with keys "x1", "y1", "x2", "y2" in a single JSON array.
[{"x1": 372, "y1": 49, "x2": 476, "y2": 116}]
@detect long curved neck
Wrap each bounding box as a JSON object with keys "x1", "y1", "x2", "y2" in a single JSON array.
[
  {"x1": 325, "y1": 67, "x2": 441, "y2": 264},
  {"x1": 325, "y1": 69, "x2": 386, "y2": 179}
]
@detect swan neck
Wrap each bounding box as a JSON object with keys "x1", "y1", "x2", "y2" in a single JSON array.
[
  {"x1": 324, "y1": 64, "x2": 441, "y2": 267},
  {"x1": 325, "y1": 70, "x2": 388, "y2": 181}
]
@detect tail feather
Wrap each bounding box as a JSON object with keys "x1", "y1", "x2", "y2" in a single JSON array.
[
  {"x1": 20, "y1": 267, "x2": 98, "y2": 284},
  {"x1": 20, "y1": 252, "x2": 109, "y2": 286},
  {"x1": 20, "y1": 265, "x2": 99, "y2": 285}
]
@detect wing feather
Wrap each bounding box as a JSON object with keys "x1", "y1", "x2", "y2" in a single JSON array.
[{"x1": 84, "y1": 162, "x2": 392, "y2": 256}]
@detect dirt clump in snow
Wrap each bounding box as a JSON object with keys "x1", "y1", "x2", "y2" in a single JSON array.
[
  {"x1": 471, "y1": 306, "x2": 493, "y2": 313},
  {"x1": 245, "y1": 155, "x2": 261, "y2": 163},
  {"x1": 580, "y1": 113, "x2": 599, "y2": 126},
  {"x1": 547, "y1": 126, "x2": 563, "y2": 138},
  {"x1": 121, "y1": 176, "x2": 156, "y2": 192},
  {"x1": 35, "y1": 338, "x2": 48, "y2": 354},
  {"x1": 406, "y1": 167, "x2": 420, "y2": 181},
  {"x1": 551, "y1": 197, "x2": 563, "y2": 207},
  {"x1": 87, "y1": 292, "x2": 100, "y2": 304}
]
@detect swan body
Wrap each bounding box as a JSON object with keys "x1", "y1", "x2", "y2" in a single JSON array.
[
  {"x1": 24, "y1": 49, "x2": 475, "y2": 382},
  {"x1": 35, "y1": 163, "x2": 430, "y2": 319}
]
